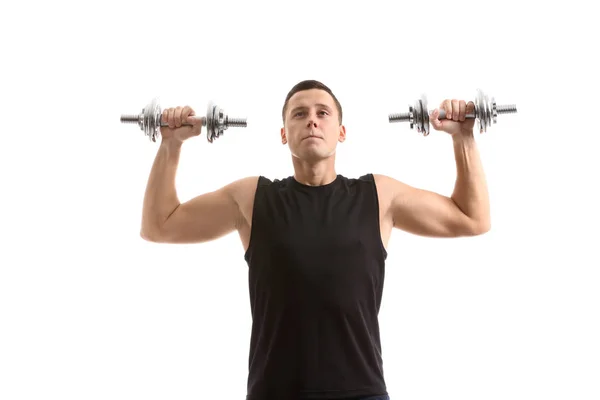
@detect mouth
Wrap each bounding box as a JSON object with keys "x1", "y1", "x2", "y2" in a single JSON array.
[{"x1": 303, "y1": 136, "x2": 323, "y2": 141}]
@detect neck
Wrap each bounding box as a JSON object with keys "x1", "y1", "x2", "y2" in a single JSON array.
[{"x1": 291, "y1": 155, "x2": 337, "y2": 186}]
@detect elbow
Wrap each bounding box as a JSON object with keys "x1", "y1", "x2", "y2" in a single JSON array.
[
  {"x1": 140, "y1": 230, "x2": 157, "y2": 242},
  {"x1": 470, "y1": 220, "x2": 491, "y2": 236},
  {"x1": 476, "y1": 223, "x2": 491, "y2": 235},
  {"x1": 458, "y1": 215, "x2": 490, "y2": 237},
  {"x1": 140, "y1": 216, "x2": 169, "y2": 242},
  {"x1": 140, "y1": 227, "x2": 164, "y2": 243}
]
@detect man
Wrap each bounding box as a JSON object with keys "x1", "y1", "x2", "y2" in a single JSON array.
[{"x1": 140, "y1": 80, "x2": 491, "y2": 400}]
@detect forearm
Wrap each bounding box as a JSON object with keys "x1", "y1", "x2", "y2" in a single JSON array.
[
  {"x1": 450, "y1": 132, "x2": 491, "y2": 231},
  {"x1": 140, "y1": 139, "x2": 183, "y2": 236}
]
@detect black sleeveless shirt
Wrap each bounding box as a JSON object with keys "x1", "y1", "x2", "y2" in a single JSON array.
[{"x1": 243, "y1": 173, "x2": 389, "y2": 400}]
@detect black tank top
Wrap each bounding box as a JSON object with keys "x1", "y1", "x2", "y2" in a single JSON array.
[{"x1": 243, "y1": 173, "x2": 389, "y2": 400}]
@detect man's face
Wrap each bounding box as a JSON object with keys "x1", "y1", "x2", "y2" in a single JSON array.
[{"x1": 281, "y1": 89, "x2": 346, "y2": 162}]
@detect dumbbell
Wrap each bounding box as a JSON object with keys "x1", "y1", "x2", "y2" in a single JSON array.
[
  {"x1": 388, "y1": 89, "x2": 517, "y2": 136},
  {"x1": 120, "y1": 98, "x2": 247, "y2": 143}
]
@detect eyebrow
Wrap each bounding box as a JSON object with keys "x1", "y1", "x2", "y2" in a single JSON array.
[{"x1": 289, "y1": 103, "x2": 333, "y2": 114}]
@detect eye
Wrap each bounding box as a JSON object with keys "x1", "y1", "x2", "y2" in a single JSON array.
[
  {"x1": 319, "y1": 111, "x2": 329, "y2": 116},
  {"x1": 294, "y1": 111, "x2": 305, "y2": 117}
]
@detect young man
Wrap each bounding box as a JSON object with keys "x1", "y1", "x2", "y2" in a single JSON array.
[{"x1": 140, "y1": 80, "x2": 491, "y2": 400}]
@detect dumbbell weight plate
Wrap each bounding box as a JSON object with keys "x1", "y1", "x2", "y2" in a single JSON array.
[
  {"x1": 416, "y1": 95, "x2": 429, "y2": 136},
  {"x1": 206, "y1": 102, "x2": 216, "y2": 143},
  {"x1": 206, "y1": 101, "x2": 227, "y2": 143},
  {"x1": 476, "y1": 88, "x2": 493, "y2": 133},
  {"x1": 143, "y1": 97, "x2": 161, "y2": 142},
  {"x1": 480, "y1": 89, "x2": 488, "y2": 133}
]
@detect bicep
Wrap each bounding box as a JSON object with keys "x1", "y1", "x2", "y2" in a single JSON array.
[
  {"x1": 158, "y1": 184, "x2": 242, "y2": 244},
  {"x1": 389, "y1": 180, "x2": 478, "y2": 238}
]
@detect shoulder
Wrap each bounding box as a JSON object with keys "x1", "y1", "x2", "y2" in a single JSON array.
[
  {"x1": 369, "y1": 173, "x2": 415, "y2": 210},
  {"x1": 223, "y1": 176, "x2": 260, "y2": 207},
  {"x1": 370, "y1": 173, "x2": 409, "y2": 196},
  {"x1": 371, "y1": 173, "x2": 417, "y2": 193},
  {"x1": 226, "y1": 176, "x2": 261, "y2": 193}
]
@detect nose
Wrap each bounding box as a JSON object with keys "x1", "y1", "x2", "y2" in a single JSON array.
[{"x1": 306, "y1": 114, "x2": 318, "y2": 128}]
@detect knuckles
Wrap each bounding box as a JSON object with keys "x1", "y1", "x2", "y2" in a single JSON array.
[
  {"x1": 161, "y1": 106, "x2": 197, "y2": 129},
  {"x1": 438, "y1": 98, "x2": 473, "y2": 122}
]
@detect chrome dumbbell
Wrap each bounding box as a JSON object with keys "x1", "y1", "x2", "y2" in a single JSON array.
[
  {"x1": 120, "y1": 98, "x2": 247, "y2": 143},
  {"x1": 388, "y1": 89, "x2": 517, "y2": 136}
]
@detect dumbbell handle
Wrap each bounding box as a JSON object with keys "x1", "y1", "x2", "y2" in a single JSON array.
[
  {"x1": 159, "y1": 115, "x2": 247, "y2": 128},
  {"x1": 437, "y1": 110, "x2": 475, "y2": 120},
  {"x1": 388, "y1": 109, "x2": 474, "y2": 122},
  {"x1": 389, "y1": 104, "x2": 516, "y2": 123},
  {"x1": 437, "y1": 105, "x2": 516, "y2": 119},
  {"x1": 120, "y1": 114, "x2": 247, "y2": 128},
  {"x1": 120, "y1": 114, "x2": 203, "y2": 125}
]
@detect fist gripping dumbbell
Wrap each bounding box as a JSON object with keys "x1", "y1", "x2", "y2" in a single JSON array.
[
  {"x1": 388, "y1": 89, "x2": 517, "y2": 136},
  {"x1": 120, "y1": 98, "x2": 247, "y2": 143}
]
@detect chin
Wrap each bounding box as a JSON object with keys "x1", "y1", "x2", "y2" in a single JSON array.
[{"x1": 299, "y1": 151, "x2": 332, "y2": 162}]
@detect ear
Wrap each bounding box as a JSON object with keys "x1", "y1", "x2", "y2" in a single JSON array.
[
  {"x1": 338, "y1": 125, "x2": 347, "y2": 143},
  {"x1": 280, "y1": 127, "x2": 287, "y2": 144}
]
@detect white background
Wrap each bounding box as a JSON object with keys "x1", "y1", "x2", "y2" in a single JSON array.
[{"x1": 1, "y1": 0, "x2": 599, "y2": 399}]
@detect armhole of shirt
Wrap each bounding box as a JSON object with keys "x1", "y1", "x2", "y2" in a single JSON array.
[
  {"x1": 365, "y1": 173, "x2": 389, "y2": 260},
  {"x1": 244, "y1": 176, "x2": 267, "y2": 263}
]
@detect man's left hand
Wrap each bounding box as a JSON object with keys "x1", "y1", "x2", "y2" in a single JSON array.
[{"x1": 430, "y1": 99, "x2": 476, "y2": 137}]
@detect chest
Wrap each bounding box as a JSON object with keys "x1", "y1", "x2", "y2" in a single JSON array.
[
  {"x1": 238, "y1": 178, "x2": 394, "y2": 254},
  {"x1": 252, "y1": 189, "x2": 385, "y2": 265}
]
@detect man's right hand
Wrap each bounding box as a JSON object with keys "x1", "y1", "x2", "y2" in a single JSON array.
[{"x1": 160, "y1": 106, "x2": 203, "y2": 143}]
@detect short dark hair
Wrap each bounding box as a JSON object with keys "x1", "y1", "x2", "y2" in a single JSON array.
[{"x1": 282, "y1": 80, "x2": 343, "y2": 125}]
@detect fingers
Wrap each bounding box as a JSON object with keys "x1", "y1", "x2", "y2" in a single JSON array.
[
  {"x1": 162, "y1": 106, "x2": 196, "y2": 128},
  {"x1": 173, "y1": 106, "x2": 183, "y2": 128},
  {"x1": 430, "y1": 108, "x2": 443, "y2": 130},
  {"x1": 466, "y1": 101, "x2": 475, "y2": 115},
  {"x1": 450, "y1": 99, "x2": 459, "y2": 121},
  {"x1": 440, "y1": 99, "x2": 468, "y2": 121},
  {"x1": 458, "y1": 100, "x2": 466, "y2": 121},
  {"x1": 442, "y1": 99, "x2": 452, "y2": 120},
  {"x1": 181, "y1": 106, "x2": 196, "y2": 124},
  {"x1": 162, "y1": 109, "x2": 169, "y2": 128},
  {"x1": 183, "y1": 105, "x2": 202, "y2": 136},
  {"x1": 162, "y1": 108, "x2": 175, "y2": 129},
  {"x1": 168, "y1": 107, "x2": 176, "y2": 129}
]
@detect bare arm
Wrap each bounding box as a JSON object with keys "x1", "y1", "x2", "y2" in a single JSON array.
[
  {"x1": 377, "y1": 134, "x2": 490, "y2": 238},
  {"x1": 450, "y1": 133, "x2": 490, "y2": 232},
  {"x1": 157, "y1": 175, "x2": 258, "y2": 244},
  {"x1": 375, "y1": 134, "x2": 490, "y2": 237},
  {"x1": 140, "y1": 137, "x2": 257, "y2": 244},
  {"x1": 140, "y1": 139, "x2": 183, "y2": 240},
  {"x1": 139, "y1": 102, "x2": 259, "y2": 244},
  {"x1": 377, "y1": 100, "x2": 491, "y2": 238}
]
